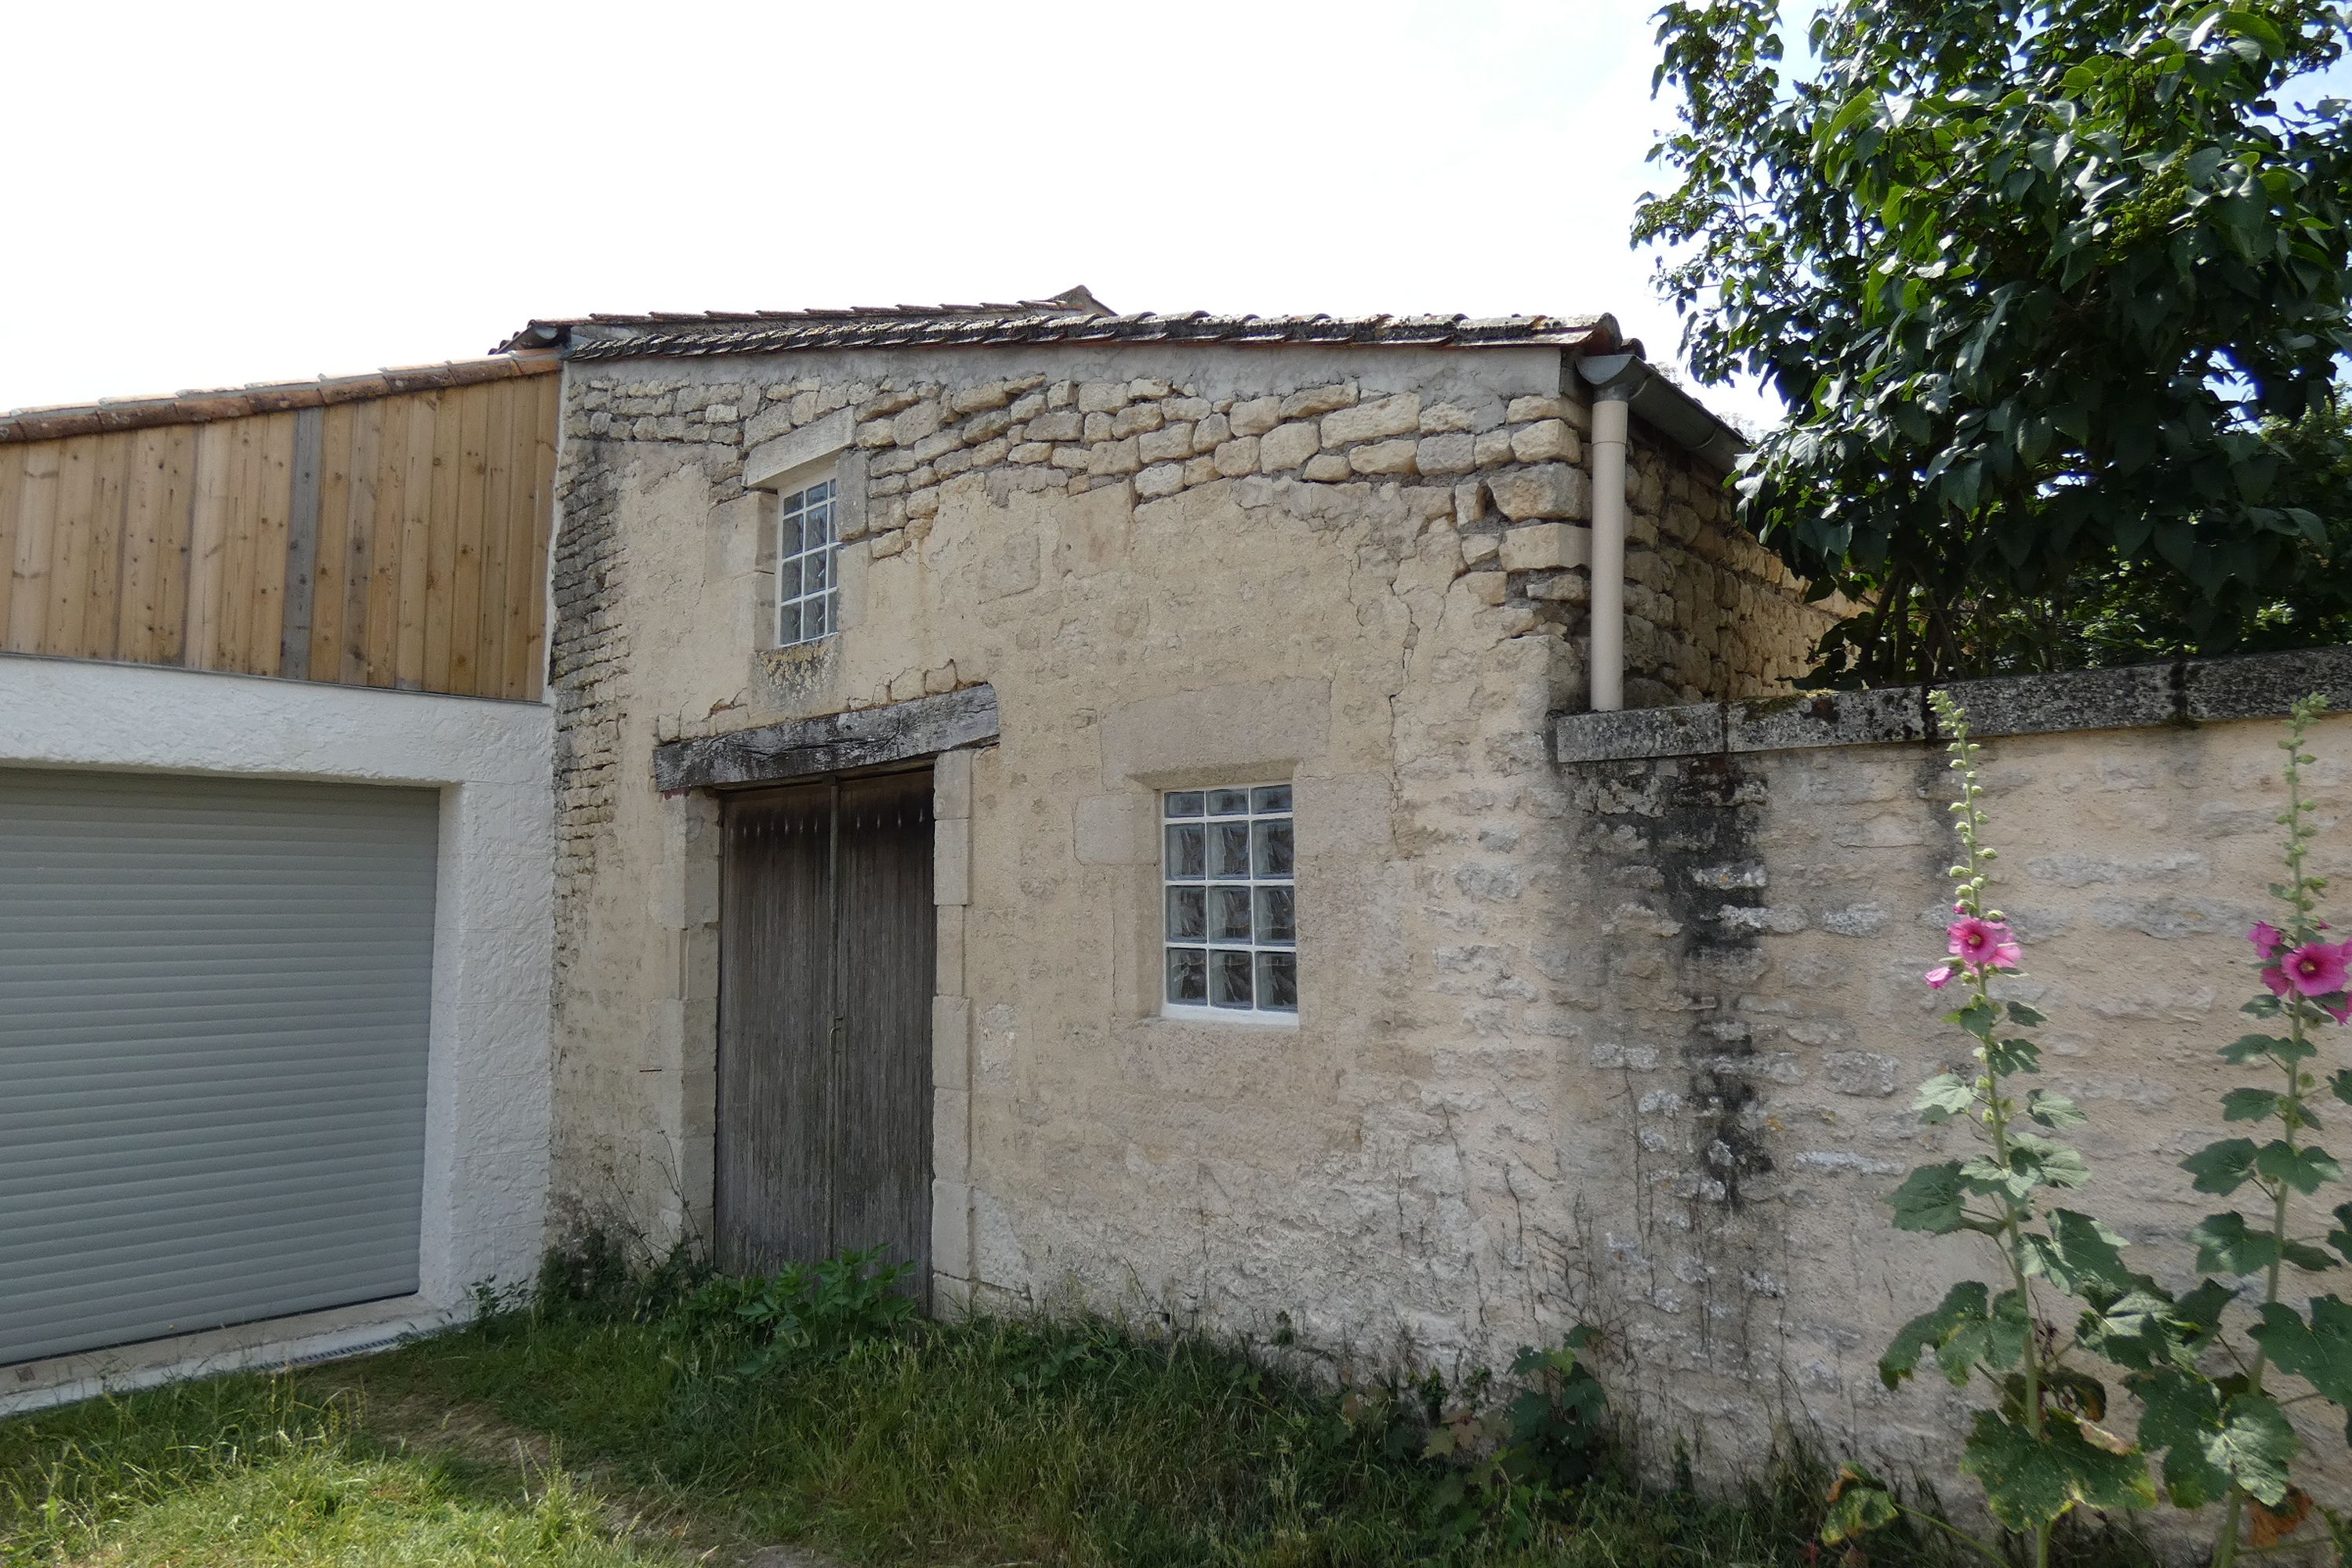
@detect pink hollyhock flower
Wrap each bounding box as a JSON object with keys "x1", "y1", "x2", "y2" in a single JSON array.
[
  {"x1": 2325, "y1": 995, "x2": 2352, "y2": 1027},
  {"x1": 2281, "y1": 941, "x2": 2352, "y2": 998},
  {"x1": 2250, "y1": 921, "x2": 2284, "y2": 956},
  {"x1": 1947, "y1": 916, "x2": 2022, "y2": 971},
  {"x1": 1925, "y1": 964, "x2": 1956, "y2": 989},
  {"x1": 2264, "y1": 966, "x2": 2293, "y2": 1000}
]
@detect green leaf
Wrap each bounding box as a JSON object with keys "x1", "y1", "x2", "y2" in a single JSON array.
[
  {"x1": 2223, "y1": 1087, "x2": 2281, "y2": 1123},
  {"x1": 1984, "y1": 1036, "x2": 2045, "y2": 1076},
  {"x1": 2028, "y1": 1089, "x2": 2087, "y2": 1128},
  {"x1": 2251, "y1": 1299, "x2": 2352, "y2": 1415},
  {"x1": 2254, "y1": 1141, "x2": 2342, "y2": 1195},
  {"x1": 1889, "y1": 1160, "x2": 1969, "y2": 1232},
  {"x1": 2331, "y1": 1069, "x2": 2352, "y2": 1109},
  {"x1": 1915, "y1": 1073, "x2": 1977, "y2": 1124},
  {"x1": 2005, "y1": 1000, "x2": 2049, "y2": 1026},
  {"x1": 2207, "y1": 1394, "x2": 2298, "y2": 1508},
  {"x1": 2135, "y1": 1370, "x2": 2229, "y2": 1508},
  {"x1": 2223, "y1": 1033, "x2": 2289, "y2": 1065},
  {"x1": 2193, "y1": 1212, "x2": 2340, "y2": 1276},
  {"x1": 1955, "y1": 997, "x2": 1999, "y2": 1040},
  {"x1": 2172, "y1": 1279, "x2": 2239, "y2": 1358},
  {"x1": 1881, "y1": 1282, "x2": 2027, "y2": 1388},
  {"x1": 2132, "y1": 1373, "x2": 2294, "y2": 1508},
  {"x1": 2075, "y1": 1284, "x2": 2187, "y2": 1372},
  {"x1": 2328, "y1": 1201, "x2": 2352, "y2": 1264},
  {"x1": 2184, "y1": 1138, "x2": 2259, "y2": 1196},
  {"x1": 1820, "y1": 1465, "x2": 1900, "y2": 1544},
  {"x1": 2025, "y1": 1209, "x2": 2139, "y2": 1294},
  {"x1": 1958, "y1": 1408, "x2": 2154, "y2": 1530}
]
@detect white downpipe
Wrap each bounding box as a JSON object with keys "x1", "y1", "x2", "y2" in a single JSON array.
[{"x1": 1588, "y1": 389, "x2": 1631, "y2": 713}]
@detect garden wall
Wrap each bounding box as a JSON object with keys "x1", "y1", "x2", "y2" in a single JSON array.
[{"x1": 1548, "y1": 647, "x2": 2352, "y2": 1503}]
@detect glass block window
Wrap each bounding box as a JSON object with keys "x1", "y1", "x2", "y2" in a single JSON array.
[
  {"x1": 1163, "y1": 784, "x2": 1296, "y2": 1018},
  {"x1": 775, "y1": 476, "x2": 837, "y2": 646}
]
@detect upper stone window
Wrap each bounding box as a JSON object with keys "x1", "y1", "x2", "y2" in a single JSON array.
[
  {"x1": 1162, "y1": 784, "x2": 1297, "y2": 1020},
  {"x1": 775, "y1": 474, "x2": 838, "y2": 646}
]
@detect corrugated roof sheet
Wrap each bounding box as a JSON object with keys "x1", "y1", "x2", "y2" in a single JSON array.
[{"x1": 502, "y1": 286, "x2": 1627, "y2": 364}]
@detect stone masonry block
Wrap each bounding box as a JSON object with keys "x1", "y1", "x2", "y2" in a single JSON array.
[
  {"x1": 1511, "y1": 419, "x2": 1580, "y2": 463},
  {"x1": 1499, "y1": 523, "x2": 1592, "y2": 572},
  {"x1": 935, "y1": 748, "x2": 973, "y2": 820},
  {"x1": 931, "y1": 1179, "x2": 973, "y2": 1276},
  {"x1": 1321, "y1": 393, "x2": 1420, "y2": 445},
  {"x1": 1417, "y1": 434, "x2": 1476, "y2": 475},
  {"x1": 1229, "y1": 397, "x2": 1282, "y2": 436},
  {"x1": 1490, "y1": 464, "x2": 1591, "y2": 521},
  {"x1": 936, "y1": 905, "x2": 966, "y2": 995},
  {"x1": 1279, "y1": 383, "x2": 1356, "y2": 419},
  {"x1": 1349, "y1": 440, "x2": 1417, "y2": 475},
  {"x1": 1259, "y1": 421, "x2": 1321, "y2": 472},
  {"x1": 934, "y1": 817, "x2": 971, "y2": 906},
  {"x1": 932, "y1": 994, "x2": 972, "y2": 1087},
  {"x1": 934, "y1": 1087, "x2": 971, "y2": 1181}
]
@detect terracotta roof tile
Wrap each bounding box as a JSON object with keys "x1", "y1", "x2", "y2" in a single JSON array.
[{"x1": 502, "y1": 286, "x2": 1625, "y2": 364}]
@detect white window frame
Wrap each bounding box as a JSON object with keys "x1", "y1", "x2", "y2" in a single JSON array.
[
  {"x1": 1160, "y1": 783, "x2": 1297, "y2": 1022},
  {"x1": 774, "y1": 473, "x2": 839, "y2": 647}
]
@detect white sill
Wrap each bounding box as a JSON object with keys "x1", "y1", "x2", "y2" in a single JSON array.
[{"x1": 1156, "y1": 1004, "x2": 1300, "y2": 1029}]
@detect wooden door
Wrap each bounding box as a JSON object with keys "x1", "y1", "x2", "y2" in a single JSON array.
[{"x1": 717, "y1": 769, "x2": 935, "y2": 1290}]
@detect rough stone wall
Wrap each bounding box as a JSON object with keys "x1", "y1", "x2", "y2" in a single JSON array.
[
  {"x1": 1629, "y1": 426, "x2": 1834, "y2": 706},
  {"x1": 540, "y1": 338, "x2": 1813, "y2": 1329},
  {"x1": 1552, "y1": 695, "x2": 2352, "y2": 1503}
]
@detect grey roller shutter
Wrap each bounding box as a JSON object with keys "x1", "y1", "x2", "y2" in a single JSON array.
[{"x1": 0, "y1": 767, "x2": 438, "y2": 1366}]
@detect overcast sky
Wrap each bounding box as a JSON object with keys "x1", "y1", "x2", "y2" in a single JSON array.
[
  {"x1": 5, "y1": 2, "x2": 2343, "y2": 430},
  {"x1": 5, "y1": 0, "x2": 1769, "y2": 419}
]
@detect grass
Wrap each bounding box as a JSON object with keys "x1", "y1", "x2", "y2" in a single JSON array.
[
  {"x1": 0, "y1": 1374, "x2": 679, "y2": 1566},
  {"x1": 0, "y1": 1252, "x2": 2171, "y2": 1567}
]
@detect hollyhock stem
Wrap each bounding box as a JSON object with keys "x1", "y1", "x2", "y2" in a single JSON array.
[
  {"x1": 2215, "y1": 698, "x2": 2327, "y2": 1568},
  {"x1": 1934, "y1": 692, "x2": 2052, "y2": 1568}
]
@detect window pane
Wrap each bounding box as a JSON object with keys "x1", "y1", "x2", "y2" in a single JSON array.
[
  {"x1": 778, "y1": 597, "x2": 802, "y2": 646},
  {"x1": 1167, "y1": 948, "x2": 1207, "y2": 1005},
  {"x1": 1209, "y1": 886, "x2": 1251, "y2": 942},
  {"x1": 805, "y1": 593, "x2": 829, "y2": 638},
  {"x1": 1251, "y1": 784, "x2": 1293, "y2": 813},
  {"x1": 1210, "y1": 822, "x2": 1250, "y2": 878},
  {"x1": 1165, "y1": 823, "x2": 1205, "y2": 880},
  {"x1": 1207, "y1": 788, "x2": 1250, "y2": 815},
  {"x1": 808, "y1": 549, "x2": 830, "y2": 591},
  {"x1": 1252, "y1": 818, "x2": 1294, "y2": 877},
  {"x1": 1165, "y1": 791, "x2": 1204, "y2": 818},
  {"x1": 1211, "y1": 949, "x2": 1253, "y2": 1008},
  {"x1": 1254, "y1": 885, "x2": 1295, "y2": 945},
  {"x1": 807, "y1": 499, "x2": 833, "y2": 546},
  {"x1": 1167, "y1": 886, "x2": 1205, "y2": 942},
  {"x1": 780, "y1": 509, "x2": 804, "y2": 561},
  {"x1": 1256, "y1": 952, "x2": 1298, "y2": 1012}
]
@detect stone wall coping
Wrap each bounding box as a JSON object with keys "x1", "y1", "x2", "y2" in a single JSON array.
[{"x1": 1552, "y1": 644, "x2": 2352, "y2": 765}]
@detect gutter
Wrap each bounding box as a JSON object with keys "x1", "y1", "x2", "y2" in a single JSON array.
[{"x1": 1572, "y1": 352, "x2": 1748, "y2": 712}]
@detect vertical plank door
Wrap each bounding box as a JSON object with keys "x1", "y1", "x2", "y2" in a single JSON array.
[
  {"x1": 716, "y1": 770, "x2": 935, "y2": 1295},
  {"x1": 831, "y1": 771, "x2": 936, "y2": 1285}
]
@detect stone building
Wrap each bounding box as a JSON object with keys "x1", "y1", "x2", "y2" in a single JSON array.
[
  {"x1": 512, "y1": 288, "x2": 2352, "y2": 1494},
  {"x1": 514, "y1": 288, "x2": 1830, "y2": 1333}
]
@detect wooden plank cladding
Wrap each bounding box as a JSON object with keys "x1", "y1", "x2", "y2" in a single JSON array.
[{"x1": 0, "y1": 358, "x2": 557, "y2": 700}]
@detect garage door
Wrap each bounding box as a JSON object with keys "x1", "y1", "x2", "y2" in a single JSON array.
[{"x1": 0, "y1": 768, "x2": 439, "y2": 1366}]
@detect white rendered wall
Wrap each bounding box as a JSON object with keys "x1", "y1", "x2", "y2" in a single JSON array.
[{"x1": 0, "y1": 653, "x2": 554, "y2": 1401}]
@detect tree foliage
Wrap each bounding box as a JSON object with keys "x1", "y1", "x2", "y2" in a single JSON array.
[{"x1": 1637, "y1": 0, "x2": 2352, "y2": 684}]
